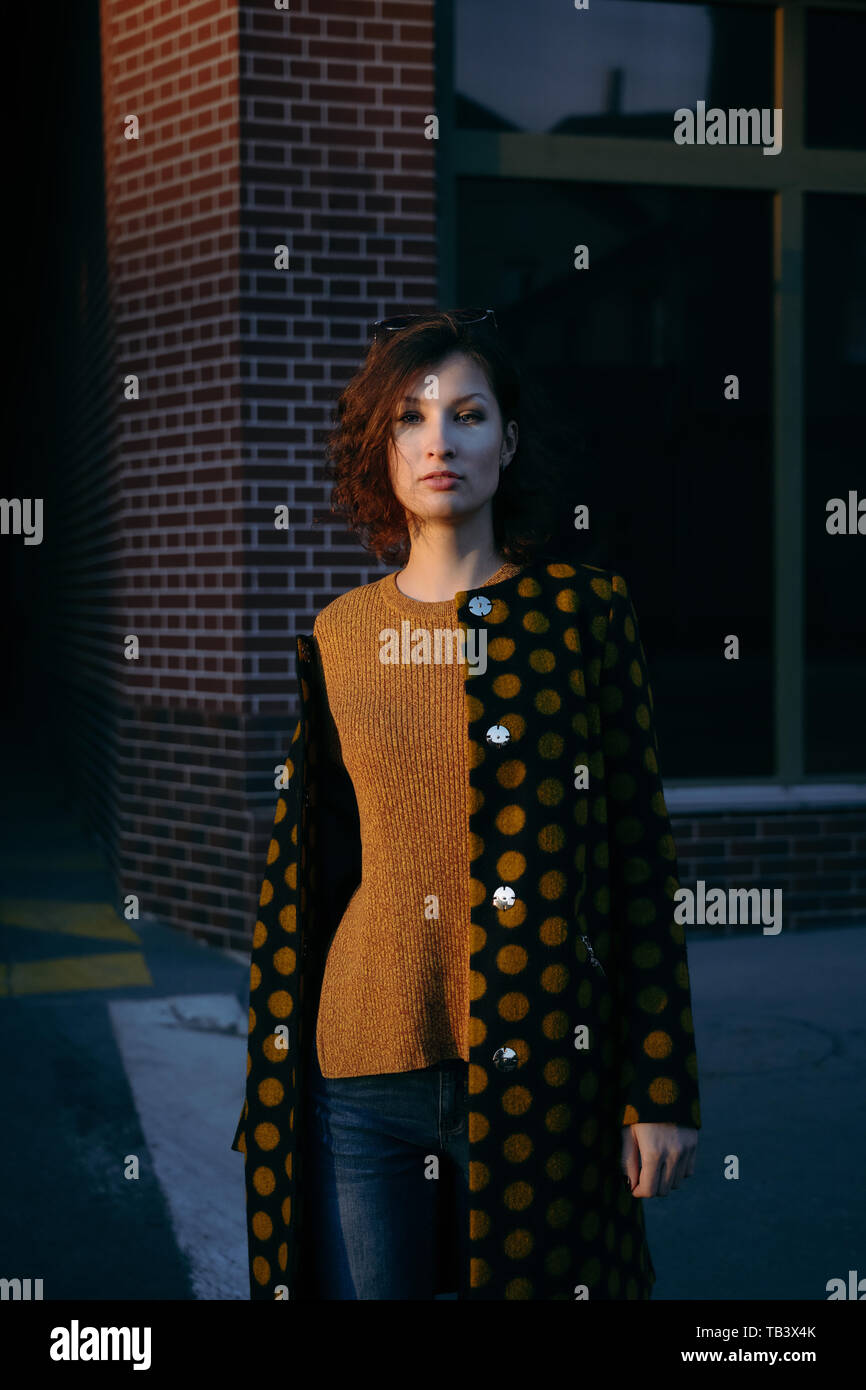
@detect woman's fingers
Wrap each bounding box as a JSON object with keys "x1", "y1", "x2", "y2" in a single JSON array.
[
  {"x1": 669, "y1": 1143, "x2": 691, "y2": 1190},
  {"x1": 684, "y1": 1141, "x2": 698, "y2": 1180},
  {"x1": 631, "y1": 1153, "x2": 659, "y2": 1197},
  {"x1": 626, "y1": 1124, "x2": 698, "y2": 1196},
  {"x1": 620, "y1": 1124, "x2": 641, "y2": 1194}
]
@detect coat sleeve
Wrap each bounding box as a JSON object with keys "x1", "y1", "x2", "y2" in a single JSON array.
[
  {"x1": 230, "y1": 715, "x2": 303, "y2": 1156},
  {"x1": 599, "y1": 572, "x2": 701, "y2": 1131}
]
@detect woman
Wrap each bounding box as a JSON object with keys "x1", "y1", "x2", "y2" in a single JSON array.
[{"x1": 232, "y1": 307, "x2": 701, "y2": 1301}]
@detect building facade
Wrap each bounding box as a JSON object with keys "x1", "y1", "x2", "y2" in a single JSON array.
[{"x1": 41, "y1": 0, "x2": 866, "y2": 950}]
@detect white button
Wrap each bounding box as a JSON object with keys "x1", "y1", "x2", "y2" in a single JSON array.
[
  {"x1": 469, "y1": 594, "x2": 492, "y2": 617},
  {"x1": 486, "y1": 724, "x2": 510, "y2": 746},
  {"x1": 492, "y1": 886, "x2": 516, "y2": 910}
]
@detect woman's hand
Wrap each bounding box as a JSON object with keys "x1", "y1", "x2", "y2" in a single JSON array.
[{"x1": 621, "y1": 1122, "x2": 698, "y2": 1197}]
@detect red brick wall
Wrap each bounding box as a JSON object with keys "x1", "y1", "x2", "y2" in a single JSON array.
[
  {"x1": 40, "y1": 2, "x2": 122, "y2": 876},
  {"x1": 99, "y1": 0, "x2": 246, "y2": 945},
  {"x1": 88, "y1": 0, "x2": 437, "y2": 950},
  {"x1": 673, "y1": 807, "x2": 866, "y2": 933}
]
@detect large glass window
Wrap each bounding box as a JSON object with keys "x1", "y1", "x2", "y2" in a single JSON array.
[
  {"x1": 804, "y1": 192, "x2": 866, "y2": 774},
  {"x1": 456, "y1": 178, "x2": 774, "y2": 779},
  {"x1": 447, "y1": 0, "x2": 866, "y2": 788}
]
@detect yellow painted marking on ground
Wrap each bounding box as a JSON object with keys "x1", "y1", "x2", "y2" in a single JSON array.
[
  {"x1": 7, "y1": 952, "x2": 153, "y2": 995},
  {"x1": 0, "y1": 900, "x2": 141, "y2": 943}
]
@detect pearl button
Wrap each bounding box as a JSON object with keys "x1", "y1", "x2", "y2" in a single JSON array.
[
  {"x1": 493, "y1": 1046, "x2": 518, "y2": 1072},
  {"x1": 486, "y1": 724, "x2": 510, "y2": 746},
  {"x1": 492, "y1": 886, "x2": 516, "y2": 909}
]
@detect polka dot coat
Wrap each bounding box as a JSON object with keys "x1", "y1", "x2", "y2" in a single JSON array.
[{"x1": 231, "y1": 560, "x2": 702, "y2": 1300}]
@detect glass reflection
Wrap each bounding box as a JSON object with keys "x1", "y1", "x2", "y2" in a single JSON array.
[{"x1": 455, "y1": 0, "x2": 774, "y2": 139}]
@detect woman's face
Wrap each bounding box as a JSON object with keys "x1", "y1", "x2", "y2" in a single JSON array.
[{"x1": 387, "y1": 351, "x2": 517, "y2": 532}]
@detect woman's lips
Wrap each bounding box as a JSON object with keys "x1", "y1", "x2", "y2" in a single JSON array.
[{"x1": 422, "y1": 474, "x2": 460, "y2": 488}]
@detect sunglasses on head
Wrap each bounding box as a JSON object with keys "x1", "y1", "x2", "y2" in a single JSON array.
[{"x1": 370, "y1": 307, "x2": 498, "y2": 344}]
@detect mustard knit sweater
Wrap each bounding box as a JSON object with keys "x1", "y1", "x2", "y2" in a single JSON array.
[{"x1": 311, "y1": 559, "x2": 524, "y2": 1078}]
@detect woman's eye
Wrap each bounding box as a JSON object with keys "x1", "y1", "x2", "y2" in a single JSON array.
[{"x1": 396, "y1": 411, "x2": 482, "y2": 423}]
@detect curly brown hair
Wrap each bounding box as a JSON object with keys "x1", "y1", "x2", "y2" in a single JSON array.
[{"x1": 320, "y1": 309, "x2": 573, "y2": 568}]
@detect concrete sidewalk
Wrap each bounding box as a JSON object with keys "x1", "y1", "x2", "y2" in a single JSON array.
[{"x1": 645, "y1": 923, "x2": 866, "y2": 1300}]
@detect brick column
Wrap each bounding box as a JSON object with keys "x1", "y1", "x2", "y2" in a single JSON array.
[{"x1": 93, "y1": 0, "x2": 437, "y2": 949}]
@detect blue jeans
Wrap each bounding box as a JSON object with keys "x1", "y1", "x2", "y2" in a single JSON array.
[{"x1": 303, "y1": 1042, "x2": 469, "y2": 1299}]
